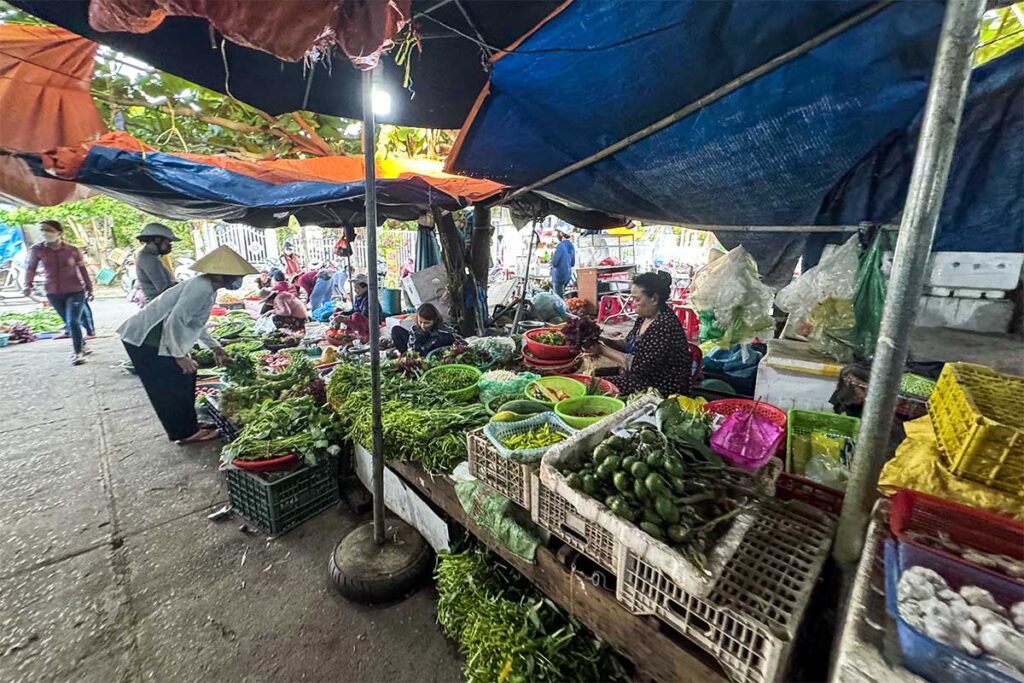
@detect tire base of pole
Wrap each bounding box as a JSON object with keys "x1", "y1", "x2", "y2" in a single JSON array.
[{"x1": 328, "y1": 518, "x2": 434, "y2": 605}]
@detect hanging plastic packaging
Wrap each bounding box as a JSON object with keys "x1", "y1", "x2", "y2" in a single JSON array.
[
  {"x1": 776, "y1": 235, "x2": 860, "y2": 343},
  {"x1": 820, "y1": 231, "x2": 888, "y2": 361},
  {"x1": 689, "y1": 246, "x2": 775, "y2": 348}
]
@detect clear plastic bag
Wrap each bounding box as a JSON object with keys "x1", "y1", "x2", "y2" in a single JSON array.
[
  {"x1": 478, "y1": 371, "x2": 540, "y2": 404},
  {"x1": 804, "y1": 453, "x2": 849, "y2": 490},
  {"x1": 776, "y1": 235, "x2": 860, "y2": 342},
  {"x1": 689, "y1": 246, "x2": 775, "y2": 347}
]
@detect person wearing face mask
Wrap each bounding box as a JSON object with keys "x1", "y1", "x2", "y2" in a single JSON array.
[
  {"x1": 390, "y1": 303, "x2": 456, "y2": 355},
  {"x1": 281, "y1": 240, "x2": 301, "y2": 277},
  {"x1": 24, "y1": 220, "x2": 94, "y2": 365},
  {"x1": 118, "y1": 246, "x2": 257, "y2": 444},
  {"x1": 587, "y1": 271, "x2": 691, "y2": 397},
  {"x1": 135, "y1": 223, "x2": 179, "y2": 303}
]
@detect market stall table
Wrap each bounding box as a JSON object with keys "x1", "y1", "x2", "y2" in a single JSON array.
[{"x1": 387, "y1": 459, "x2": 729, "y2": 683}]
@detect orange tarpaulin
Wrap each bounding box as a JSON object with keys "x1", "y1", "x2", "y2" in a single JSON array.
[
  {"x1": 42, "y1": 131, "x2": 505, "y2": 204},
  {"x1": 87, "y1": 0, "x2": 410, "y2": 68},
  {"x1": 0, "y1": 24, "x2": 106, "y2": 206}
]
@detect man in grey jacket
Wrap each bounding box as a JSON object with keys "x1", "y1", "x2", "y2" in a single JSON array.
[{"x1": 135, "y1": 223, "x2": 179, "y2": 302}]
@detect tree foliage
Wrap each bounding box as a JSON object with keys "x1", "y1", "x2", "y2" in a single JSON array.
[
  {"x1": 976, "y1": 4, "x2": 1024, "y2": 66},
  {"x1": 0, "y1": 195, "x2": 194, "y2": 254},
  {"x1": 1, "y1": 0, "x2": 457, "y2": 162}
]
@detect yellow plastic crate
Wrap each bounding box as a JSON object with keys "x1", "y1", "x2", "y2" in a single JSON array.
[{"x1": 928, "y1": 363, "x2": 1024, "y2": 497}]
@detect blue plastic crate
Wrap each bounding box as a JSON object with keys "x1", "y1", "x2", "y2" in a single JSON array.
[{"x1": 883, "y1": 539, "x2": 1024, "y2": 683}]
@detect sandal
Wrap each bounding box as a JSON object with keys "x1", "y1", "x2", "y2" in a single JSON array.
[{"x1": 176, "y1": 428, "x2": 221, "y2": 445}]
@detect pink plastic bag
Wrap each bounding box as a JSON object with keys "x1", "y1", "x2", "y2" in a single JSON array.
[{"x1": 710, "y1": 410, "x2": 784, "y2": 470}]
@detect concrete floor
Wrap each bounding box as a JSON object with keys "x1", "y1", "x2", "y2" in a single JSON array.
[{"x1": 0, "y1": 298, "x2": 462, "y2": 683}]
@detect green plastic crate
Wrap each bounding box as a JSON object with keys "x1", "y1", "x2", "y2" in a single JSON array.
[
  {"x1": 224, "y1": 458, "x2": 338, "y2": 535},
  {"x1": 785, "y1": 409, "x2": 861, "y2": 476}
]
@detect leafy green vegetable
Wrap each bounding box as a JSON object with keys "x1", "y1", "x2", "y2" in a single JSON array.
[
  {"x1": 0, "y1": 310, "x2": 65, "y2": 334},
  {"x1": 424, "y1": 365, "x2": 479, "y2": 392},
  {"x1": 191, "y1": 345, "x2": 215, "y2": 368},
  {"x1": 327, "y1": 362, "x2": 487, "y2": 473},
  {"x1": 435, "y1": 549, "x2": 626, "y2": 683},
  {"x1": 218, "y1": 351, "x2": 316, "y2": 419},
  {"x1": 221, "y1": 396, "x2": 340, "y2": 466}
]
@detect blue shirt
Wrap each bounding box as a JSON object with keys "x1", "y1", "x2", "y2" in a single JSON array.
[
  {"x1": 550, "y1": 240, "x2": 575, "y2": 284},
  {"x1": 310, "y1": 278, "x2": 332, "y2": 312}
]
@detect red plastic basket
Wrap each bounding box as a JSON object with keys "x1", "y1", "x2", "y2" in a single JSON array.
[
  {"x1": 704, "y1": 398, "x2": 788, "y2": 428},
  {"x1": 705, "y1": 399, "x2": 787, "y2": 456},
  {"x1": 523, "y1": 328, "x2": 577, "y2": 361},
  {"x1": 888, "y1": 488, "x2": 1024, "y2": 576},
  {"x1": 775, "y1": 471, "x2": 844, "y2": 516}
]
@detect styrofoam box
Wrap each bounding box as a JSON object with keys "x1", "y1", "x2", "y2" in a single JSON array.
[
  {"x1": 915, "y1": 296, "x2": 1014, "y2": 333},
  {"x1": 880, "y1": 251, "x2": 1024, "y2": 291},
  {"x1": 754, "y1": 339, "x2": 841, "y2": 413}
]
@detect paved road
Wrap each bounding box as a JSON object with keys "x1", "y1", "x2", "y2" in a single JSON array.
[{"x1": 0, "y1": 299, "x2": 461, "y2": 683}]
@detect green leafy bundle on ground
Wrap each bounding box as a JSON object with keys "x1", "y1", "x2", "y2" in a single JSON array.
[{"x1": 435, "y1": 549, "x2": 626, "y2": 683}]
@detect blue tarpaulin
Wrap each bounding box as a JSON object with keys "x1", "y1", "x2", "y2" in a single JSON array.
[
  {"x1": 807, "y1": 50, "x2": 1024, "y2": 266},
  {"x1": 0, "y1": 224, "x2": 25, "y2": 265},
  {"x1": 447, "y1": 0, "x2": 1022, "y2": 283},
  {"x1": 23, "y1": 143, "x2": 489, "y2": 229}
]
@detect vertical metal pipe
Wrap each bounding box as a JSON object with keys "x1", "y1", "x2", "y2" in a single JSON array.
[
  {"x1": 362, "y1": 68, "x2": 386, "y2": 545},
  {"x1": 833, "y1": 0, "x2": 985, "y2": 564}
]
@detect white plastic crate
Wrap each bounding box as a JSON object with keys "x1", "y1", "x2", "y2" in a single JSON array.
[
  {"x1": 618, "y1": 499, "x2": 836, "y2": 683},
  {"x1": 466, "y1": 428, "x2": 535, "y2": 509},
  {"x1": 537, "y1": 396, "x2": 778, "y2": 597},
  {"x1": 532, "y1": 478, "x2": 619, "y2": 572}
]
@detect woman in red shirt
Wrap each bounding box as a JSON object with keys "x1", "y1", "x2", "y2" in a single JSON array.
[{"x1": 23, "y1": 220, "x2": 94, "y2": 365}]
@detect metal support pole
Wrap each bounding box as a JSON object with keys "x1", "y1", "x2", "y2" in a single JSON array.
[
  {"x1": 833, "y1": 0, "x2": 985, "y2": 564},
  {"x1": 697, "y1": 224, "x2": 898, "y2": 234},
  {"x1": 362, "y1": 68, "x2": 386, "y2": 546},
  {"x1": 511, "y1": 221, "x2": 538, "y2": 334}
]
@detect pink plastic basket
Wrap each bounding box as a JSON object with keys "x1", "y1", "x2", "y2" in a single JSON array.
[{"x1": 710, "y1": 411, "x2": 785, "y2": 471}]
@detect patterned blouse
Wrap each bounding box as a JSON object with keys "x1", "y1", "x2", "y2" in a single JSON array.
[{"x1": 613, "y1": 309, "x2": 691, "y2": 397}]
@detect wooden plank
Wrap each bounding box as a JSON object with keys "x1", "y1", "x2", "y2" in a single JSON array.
[{"x1": 391, "y1": 461, "x2": 727, "y2": 683}]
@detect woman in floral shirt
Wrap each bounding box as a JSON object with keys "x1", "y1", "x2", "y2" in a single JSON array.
[{"x1": 590, "y1": 271, "x2": 691, "y2": 396}]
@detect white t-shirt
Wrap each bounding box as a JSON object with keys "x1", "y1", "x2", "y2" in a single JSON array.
[{"x1": 118, "y1": 276, "x2": 221, "y2": 358}]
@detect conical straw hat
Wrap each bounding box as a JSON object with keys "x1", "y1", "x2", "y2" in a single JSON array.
[{"x1": 191, "y1": 246, "x2": 258, "y2": 276}]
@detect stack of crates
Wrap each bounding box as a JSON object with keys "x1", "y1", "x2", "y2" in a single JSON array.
[
  {"x1": 927, "y1": 362, "x2": 1023, "y2": 497},
  {"x1": 531, "y1": 397, "x2": 838, "y2": 683}
]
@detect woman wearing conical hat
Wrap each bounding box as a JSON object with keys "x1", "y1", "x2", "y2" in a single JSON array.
[{"x1": 117, "y1": 246, "x2": 257, "y2": 444}]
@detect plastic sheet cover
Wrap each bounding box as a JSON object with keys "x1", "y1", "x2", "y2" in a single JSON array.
[
  {"x1": 448, "y1": 1, "x2": 1021, "y2": 277},
  {"x1": 28, "y1": 132, "x2": 503, "y2": 228}
]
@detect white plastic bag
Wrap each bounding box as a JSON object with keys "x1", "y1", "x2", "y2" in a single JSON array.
[
  {"x1": 776, "y1": 236, "x2": 860, "y2": 341},
  {"x1": 689, "y1": 246, "x2": 775, "y2": 347},
  {"x1": 253, "y1": 312, "x2": 276, "y2": 336}
]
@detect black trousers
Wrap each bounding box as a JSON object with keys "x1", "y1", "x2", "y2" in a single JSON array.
[
  {"x1": 123, "y1": 342, "x2": 198, "y2": 441},
  {"x1": 391, "y1": 326, "x2": 411, "y2": 354}
]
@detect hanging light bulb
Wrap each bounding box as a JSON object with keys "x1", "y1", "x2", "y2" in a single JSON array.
[{"x1": 372, "y1": 86, "x2": 391, "y2": 116}]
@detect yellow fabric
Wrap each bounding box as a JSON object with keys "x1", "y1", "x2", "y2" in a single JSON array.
[
  {"x1": 670, "y1": 394, "x2": 707, "y2": 412},
  {"x1": 160, "y1": 253, "x2": 173, "y2": 273},
  {"x1": 190, "y1": 245, "x2": 257, "y2": 276},
  {"x1": 878, "y1": 416, "x2": 1024, "y2": 521}
]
